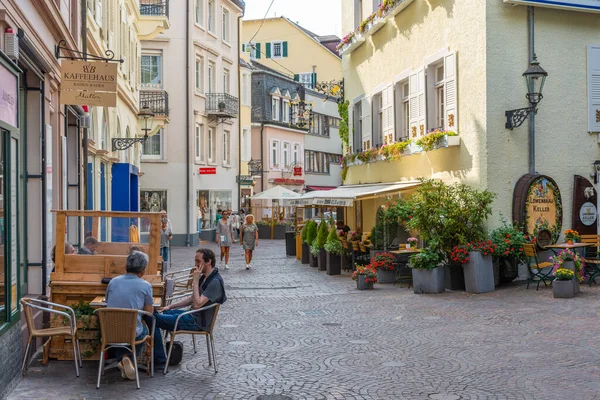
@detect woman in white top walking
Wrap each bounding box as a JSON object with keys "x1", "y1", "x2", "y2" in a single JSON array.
[{"x1": 216, "y1": 211, "x2": 235, "y2": 269}]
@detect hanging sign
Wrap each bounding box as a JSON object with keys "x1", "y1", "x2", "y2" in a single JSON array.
[
  {"x1": 60, "y1": 90, "x2": 117, "y2": 107},
  {"x1": 0, "y1": 63, "x2": 18, "y2": 128},
  {"x1": 60, "y1": 61, "x2": 118, "y2": 107},
  {"x1": 504, "y1": 0, "x2": 600, "y2": 13},
  {"x1": 572, "y1": 175, "x2": 598, "y2": 233},
  {"x1": 293, "y1": 166, "x2": 303, "y2": 176},
  {"x1": 199, "y1": 167, "x2": 217, "y2": 175},
  {"x1": 579, "y1": 202, "x2": 597, "y2": 226}
]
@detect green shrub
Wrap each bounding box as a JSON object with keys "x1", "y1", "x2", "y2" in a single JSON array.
[
  {"x1": 409, "y1": 247, "x2": 442, "y2": 270},
  {"x1": 310, "y1": 239, "x2": 320, "y2": 256},
  {"x1": 324, "y1": 226, "x2": 343, "y2": 255},
  {"x1": 316, "y1": 220, "x2": 328, "y2": 249},
  {"x1": 301, "y1": 221, "x2": 309, "y2": 243},
  {"x1": 306, "y1": 220, "x2": 318, "y2": 245}
]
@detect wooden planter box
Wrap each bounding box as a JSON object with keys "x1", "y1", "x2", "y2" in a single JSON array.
[
  {"x1": 445, "y1": 264, "x2": 465, "y2": 291},
  {"x1": 356, "y1": 275, "x2": 373, "y2": 290},
  {"x1": 377, "y1": 268, "x2": 396, "y2": 284}
]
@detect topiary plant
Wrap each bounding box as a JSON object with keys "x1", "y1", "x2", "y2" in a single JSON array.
[
  {"x1": 316, "y1": 220, "x2": 329, "y2": 249},
  {"x1": 301, "y1": 221, "x2": 309, "y2": 243},
  {"x1": 324, "y1": 226, "x2": 343, "y2": 255},
  {"x1": 306, "y1": 220, "x2": 318, "y2": 245}
]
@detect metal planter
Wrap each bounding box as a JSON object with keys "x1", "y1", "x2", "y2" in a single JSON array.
[
  {"x1": 412, "y1": 266, "x2": 445, "y2": 294},
  {"x1": 562, "y1": 260, "x2": 580, "y2": 293},
  {"x1": 309, "y1": 252, "x2": 318, "y2": 268},
  {"x1": 377, "y1": 268, "x2": 396, "y2": 284},
  {"x1": 463, "y1": 252, "x2": 495, "y2": 294},
  {"x1": 553, "y1": 279, "x2": 575, "y2": 298},
  {"x1": 301, "y1": 243, "x2": 310, "y2": 264},
  {"x1": 326, "y1": 252, "x2": 341, "y2": 275},
  {"x1": 285, "y1": 232, "x2": 296, "y2": 256},
  {"x1": 444, "y1": 264, "x2": 465, "y2": 291},
  {"x1": 318, "y1": 248, "x2": 327, "y2": 271},
  {"x1": 356, "y1": 275, "x2": 374, "y2": 290}
]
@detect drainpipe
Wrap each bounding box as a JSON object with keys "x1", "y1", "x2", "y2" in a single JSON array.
[
  {"x1": 41, "y1": 81, "x2": 48, "y2": 296},
  {"x1": 527, "y1": 6, "x2": 536, "y2": 175},
  {"x1": 81, "y1": 0, "x2": 89, "y2": 211},
  {"x1": 237, "y1": 14, "x2": 242, "y2": 211},
  {"x1": 260, "y1": 122, "x2": 265, "y2": 191},
  {"x1": 185, "y1": 0, "x2": 191, "y2": 246}
]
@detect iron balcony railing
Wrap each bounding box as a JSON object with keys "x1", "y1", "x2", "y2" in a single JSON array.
[
  {"x1": 140, "y1": 90, "x2": 169, "y2": 116},
  {"x1": 140, "y1": 0, "x2": 169, "y2": 17},
  {"x1": 206, "y1": 93, "x2": 239, "y2": 118}
]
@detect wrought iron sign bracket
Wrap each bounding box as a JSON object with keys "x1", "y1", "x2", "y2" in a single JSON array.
[
  {"x1": 55, "y1": 40, "x2": 124, "y2": 63},
  {"x1": 505, "y1": 106, "x2": 536, "y2": 130},
  {"x1": 112, "y1": 136, "x2": 148, "y2": 152},
  {"x1": 315, "y1": 79, "x2": 345, "y2": 104}
]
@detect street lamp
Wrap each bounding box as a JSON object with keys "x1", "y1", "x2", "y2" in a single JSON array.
[
  {"x1": 505, "y1": 55, "x2": 548, "y2": 130},
  {"x1": 112, "y1": 106, "x2": 155, "y2": 151}
]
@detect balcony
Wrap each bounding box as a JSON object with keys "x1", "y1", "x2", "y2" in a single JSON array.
[
  {"x1": 140, "y1": 90, "x2": 169, "y2": 117},
  {"x1": 139, "y1": 0, "x2": 170, "y2": 41},
  {"x1": 206, "y1": 93, "x2": 239, "y2": 118}
]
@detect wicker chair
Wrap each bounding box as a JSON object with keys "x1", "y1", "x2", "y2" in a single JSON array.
[
  {"x1": 94, "y1": 308, "x2": 156, "y2": 389},
  {"x1": 163, "y1": 303, "x2": 220, "y2": 374},
  {"x1": 20, "y1": 298, "x2": 82, "y2": 377}
]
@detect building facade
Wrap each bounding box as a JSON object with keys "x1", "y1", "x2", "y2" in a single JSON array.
[
  {"x1": 340, "y1": 0, "x2": 600, "y2": 236},
  {"x1": 140, "y1": 0, "x2": 244, "y2": 244}
]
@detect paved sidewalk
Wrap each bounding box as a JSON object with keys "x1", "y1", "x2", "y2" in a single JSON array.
[{"x1": 7, "y1": 240, "x2": 600, "y2": 400}]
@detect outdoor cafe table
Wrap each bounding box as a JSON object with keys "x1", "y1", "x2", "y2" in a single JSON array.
[
  {"x1": 544, "y1": 243, "x2": 592, "y2": 257},
  {"x1": 90, "y1": 296, "x2": 163, "y2": 308},
  {"x1": 389, "y1": 249, "x2": 421, "y2": 286}
]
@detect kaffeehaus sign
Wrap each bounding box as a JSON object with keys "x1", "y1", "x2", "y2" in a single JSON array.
[{"x1": 60, "y1": 61, "x2": 118, "y2": 107}]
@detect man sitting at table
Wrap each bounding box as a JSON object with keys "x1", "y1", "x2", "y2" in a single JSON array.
[
  {"x1": 153, "y1": 248, "x2": 226, "y2": 370},
  {"x1": 105, "y1": 251, "x2": 154, "y2": 381},
  {"x1": 79, "y1": 236, "x2": 99, "y2": 255}
]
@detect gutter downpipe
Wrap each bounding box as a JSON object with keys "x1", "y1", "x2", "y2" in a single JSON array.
[
  {"x1": 528, "y1": 6, "x2": 536, "y2": 175},
  {"x1": 81, "y1": 0, "x2": 89, "y2": 217},
  {"x1": 186, "y1": 0, "x2": 191, "y2": 246},
  {"x1": 237, "y1": 14, "x2": 242, "y2": 211},
  {"x1": 41, "y1": 81, "x2": 48, "y2": 296},
  {"x1": 260, "y1": 122, "x2": 265, "y2": 192}
]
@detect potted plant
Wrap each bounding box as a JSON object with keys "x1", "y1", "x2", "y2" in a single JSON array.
[
  {"x1": 310, "y1": 240, "x2": 320, "y2": 268},
  {"x1": 550, "y1": 249, "x2": 584, "y2": 294},
  {"x1": 409, "y1": 248, "x2": 444, "y2": 294},
  {"x1": 306, "y1": 220, "x2": 318, "y2": 267},
  {"x1": 273, "y1": 221, "x2": 288, "y2": 240},
  {"x1": 300, "y1": 222, "x2": 310, "y2": 264},
  {"x1": 407, "y1": 179, "x2": 496, "y2": 291},
  {"x1": 256, "y1": 220, "x2": 271, "y2": 239},
  {"x1": 370, "y1": 252, "x2": 396, "y2": 284},
  {"x1": 349, "y1": 231, "x2": 362, "y2": 250},
  {"x1": 553, "y1": 268, "x2": 576, "y2": 298},
  {"x1": 450, "y1": 240, "x2": 497, "y2": 294},
  {"x1": 315, "y1": 220, "x2": 329, "y2": 271},
  {"x1": 564, "y1": 229, "x2": 581, "y2": 245},
  {"x1": 407, "y1": 237, "x2": 418, "y2": 249},
  {"x1": 324, "y1": 227, "x2": 343, "y2": 275},
  {"x1": 352, "y1": 265, "x2": 378, "y2": 290},
  {"x1": 489, "y1": 220, "x2": 527, "y2": 285},
  {"x1": 218, "y1": 101, "x2": 226, "y2": 112}
]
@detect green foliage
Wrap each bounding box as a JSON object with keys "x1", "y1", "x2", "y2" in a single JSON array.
[
  {"x1": 409, "y1": 247, "x2": 442, "y2": 270},
  {"x1": 338, "y1": 101, "x2": 349, "y2": 150},
  {"x1": 324, "y1": 226, "x2": 343, "y2": 255},
  {"x1": 71, "y1": 299, "x2": 95, "y2": 318},
  {"x1": 383, "y1": 198, "x2": 413, "y2": 224},
  {"x1": 489, "y1": 218, "x2": 527, "y2": 261},
  {"x1": 416, "y1": 130, "x2": 457, "y2": 151},
  {"x1": 407, "y1": 179, "x2": 496, "y2": 262},
  {"x1": 301, "y1": 222, "x2": 309, "y2": 242},
  {"x1": 316, "y1": 220, "x2": 329, "y2": 249},
  {"x1": 310, "y1": 239, "x2": 320, "y2": 256},
  {"x1": 370, "y1": 207, "x2": 399, "y2": 250},
  {"x1": 306, "y1": 220, "x2": 318, "y2": 245}
]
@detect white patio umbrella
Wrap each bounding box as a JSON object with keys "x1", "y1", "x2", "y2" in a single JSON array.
[{"x1": 250, "y1": 185, "x2": 301, "y2": 201}]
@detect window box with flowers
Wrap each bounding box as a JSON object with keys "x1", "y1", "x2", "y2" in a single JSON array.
[
  {"x1": 553, "y1": 268, "x2": 576, "y2": 298},
  {"x1": 352, "y1": 265, "x2": 378, "y2": 290},
  {"x1": 409, "y1": 248, "x2": 444, "y2": 294},
  {"x1": 451, "y1": 241, "x2": 497, "y2": 294},
  {"x1": 370, "y1": 252, "x2": 397, "y2": 284}
]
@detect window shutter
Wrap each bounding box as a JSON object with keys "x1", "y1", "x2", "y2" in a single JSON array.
[
  {"x1": 266, "y1": 42, "x2": 271, "y2": 58},
  {"x1": 283, "y1": 41, "x2": 288, "y2": 57},
  {"x1": 588, "y1": 45, "x2": 600, "y2": 132},
  {"x1": 255, "y1": 43, "x2": 261, "y2": 59},
  {"x1": 361, "y1": 97, "x2": 372, "y2": 150},
  {"x1": 444, "y1": 52, "x2": 458, "y2": 132},
  {"x1": 311, "y1": 73, "x2": 317, "y2": 89},
  {"x1": 294, "y1": 74, "x2": 299, "y2": 82},
  {"x1": 372, "y1": 0, "x2": 380, "y2": 12},
  {"x1": 96, "y1": 0, "x2": 103, "y2": 26},
  {"x1": 382, "y1": 85, "x2": 394, "y2": 144},
  {"x1": 242, "y1": 43, "x2": 245, "y2": 52},
  {"x1": 348, "y1": 103, "x2": 354, "y2": 153},
  {"x1": 408, "y1": 71, "x2": 419, "y2": 138}
]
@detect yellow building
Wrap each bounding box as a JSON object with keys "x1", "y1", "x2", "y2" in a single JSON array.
[
  {"x1": 338, "y1": 0, "x2": 600, "y2": 237},
  {"x1": 242, "y1": 16, "x2": 342, "y2": 85},
  {"x1": 240, "y1": 55, "x2": 253, "y2": 209}
]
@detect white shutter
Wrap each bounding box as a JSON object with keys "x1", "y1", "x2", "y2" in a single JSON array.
[
  {"x1": 417, "y1": 68, "x2": 426, "y2": 136},
  {"x1": 361, "y1": 97, "x2": 372, "y2": 150},
  {"x1": 408, "y1": 71, "x2": 419, "y2": 138},
  {"x1": 588, "y1": 45, "x2": 600, "y2": 132},
  {"x1": 96, "y1": 0, "x2": 103, "y2": 26},
  {"x1": 444, "y1": 52, "x2": 458, "y2": 132},
  {"x1": 348, "y1": 103, "x2": 354, "y2": 153},
  {"x1": 382, "y1": 85, "x2": 394, "y2": 144}
]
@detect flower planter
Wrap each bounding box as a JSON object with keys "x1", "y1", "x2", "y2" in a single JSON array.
[
  {"x1": 553, "y1": 279, "x2": 575, "y2": 298},
  {"x1": 377, "y1": 268, "x2": 396, "y2": 284},
  {"x1": 367, "y1": 16, "x2": 386, "y2": 35},
  {"x1": 301, "y1": 243, "x2": 310, "y2": 264},
  {"x1": 444, "y1": 264, "x2": 465, "y2": 291},
  {"x1": 561, "y1": 260, "x2": 580, "y2": 293},
  {"x1": 356, "y1": 275, "x2": 374, "y2": 290},
  {"x1": 285, "y1": 231, "x2": 296, "y2": 256},
  {"x1": 273, "y1": 225, "x2": 286, "y2": 240},
  {"x1": 338, "y1": 35, "x2": 365, "y2": 55},
  {"x1": 318, "y1": 248, "x2": 327, "y2": 271},
  {"x1": 370, "y1": 249, "x2": 385, "y2": 259},
  {"x1": 326, "y1": 252, "x2": 341, "y2": 275},
  {"x1": 463, "y1": 252, "x2": 495, "y2": 294},
  {"x1": 309, "y1": 252, "x2": 318, "y2": 268},
  {"x1": 257, "y1": 224, "x2": 271, "y2": 239},
  {"x1": 412, "y1": 266, "x2": 445, "y2": 294},
  {"x1": 497, "y1": 258, "x2": 519, "y2": 284}
]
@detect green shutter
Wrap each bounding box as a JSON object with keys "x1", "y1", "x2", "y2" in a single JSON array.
[
  {"x1": 283, "y1": 41, "x2": 288, "y2": 57},
  {"x1": 311, "y1": 73, "x2": 317, "y2": 89},
  {"x1": 256, "y1": 43, "x2": 261, "y2": 59},
  {"x1": 242, "y1": 43, "x2": 246, "y2": 52},
  {"x1": 266, "y1": 42, "x2": 271, "y2": 58},
  {"x1": 294, "y1": 74, "x2": 299, "y2": 82}
]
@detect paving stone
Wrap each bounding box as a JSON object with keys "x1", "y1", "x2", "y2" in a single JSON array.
[{"x1": 7, "y1": 240, "x2": 600, "y2": 399}]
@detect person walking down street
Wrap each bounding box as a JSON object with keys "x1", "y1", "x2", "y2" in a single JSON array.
[
  {"x1": 230, "y1": 212, "x2": 240, "y2": 240},
  {"x1": 160, "y1": 218, "x2": 172, "y2": 262},
  {"x1": 241, "y1": 214, "x2": 259, "y2": 270},
  {"x1": 216, "y1": 211, "x2": 234, "y2": 270},
  {"x1": 152, "y1": 248, "x2": 226, "y2": 370}
]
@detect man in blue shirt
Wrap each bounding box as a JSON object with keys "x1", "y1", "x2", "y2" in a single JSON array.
[{"x1": 105, "y1": 251, "x2": 154, "y2": 380}]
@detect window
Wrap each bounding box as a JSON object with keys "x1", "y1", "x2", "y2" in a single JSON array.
[
  {"x1": 374, "y1": 92, "x2": 383, "y2": 147},
  {"x1": 304, "y1": 150, "x2": 331, "y2": 174},
  {"x1": 282, "y1": 142, "x2": 290, "y2": 168},
  {"x1": 298, "y1": 72, "x2": 315, "y2": 89},
  {"x1": 195, "y1": 56, "x2": 203, "y2": 92},
  {"x1": 271, "y1": 96, "x2": 280, "y2": 121},
  {"x1": 401, "y1": 81, "x2": 410, "y2": 139},
  {"x1": 141, "y1": 54, "x2": 162, "y2": 88},
  {"x1": 282, "y1": 100, "x2": 290, "y2": 123},
  {"x1": 140, "y1": 190, "x2": 168, "y2": 232},
  {"x1": 195, "y1": 0, "x2": 204, "y2": 25},
  {"x1": 241, "y1": 128, "x2": 250, "y2": 161},
  {"x1": 223, "y1": 68, "x2": 230, "y2": 94},
  {"x1": 195, "y1": 124, "x2": 204, "y2": 162},
  {"x1": 142, "y1": 129, "x2": 163, "y2": 159},
  {"x1": 243, "y1": 42, "x2": 260, "y2": 59},
  {"x1": 222, "y1": 8, "x2": 230, "y2": 42},
  {"x1": 353, "y1": 101, "x2": 362, "y2": 152},
  {"x1": 207, "y1": 0, "x2": 215, "y2": 33},
  {"x1": 208, "y1": 127, "x2": 216, "y2": 163},
  {"x1": 223, "y1": 130, "x2": 230, "y2": 165},
  {"x1": 328, "y1": 117, "x2": 340, "y2": 128},
  {"x1": 292, "y1": 143, "x2": 301, "y2": 165},
  {"x1": 242, "y1": 73, "x2": 250, "y2": 106},
  {"x1": 434, "y1": 64, "x2": 445, "y2": 129},
  {"x1": 208, "y1": 61, "x2": 216, "y2": 93},
  {"x1": 310, "y1": 113, "x2": 329, "y2": 136},
  {"x1": 101, "y1": 109, "x2": 108, "y2": 149},
  {"x1": 272, "y1": 41, "x2": 283, "y2": 58},
  {"x1": 271, "y1": 139, "x2": 280, "y2": 168}
]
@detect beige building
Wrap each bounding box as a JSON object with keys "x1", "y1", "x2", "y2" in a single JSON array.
[
  {"x1": 339, "y1": 0, "x2": 600, "y2": 236},
  {"x1": 140, "y1": 0, "x2": 244, "y2": 244}
]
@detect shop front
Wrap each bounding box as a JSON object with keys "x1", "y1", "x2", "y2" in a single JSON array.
[{"x1": 197, "y1": 190, "x2": 233, "y2": 241}]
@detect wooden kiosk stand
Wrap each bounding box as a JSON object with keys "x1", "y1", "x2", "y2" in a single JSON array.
[{"x1": 46, "y1": 210, "x2": 164, "y2": 361}]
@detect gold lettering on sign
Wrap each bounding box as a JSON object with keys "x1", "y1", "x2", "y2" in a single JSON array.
[
  {"x1": 448, "y1": 114, "x2": 455, "y2": 127},
  {"x1": 419, "y1": 125, "x2": 424, "y2": 136},
  {"x1": 526, "y1": 177, "x2": 558, "y2": 235},
  {"x1": 411, "y1": 126, "x2": 417, "y2": 137}
]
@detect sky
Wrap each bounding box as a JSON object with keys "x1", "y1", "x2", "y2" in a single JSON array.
[{"x1": 243, "y1": 0, "x2": 343, "y2": 38}]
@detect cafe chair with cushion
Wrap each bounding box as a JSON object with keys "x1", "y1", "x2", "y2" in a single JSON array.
[
  {"x1": 163, "y1": 303, "x2": 220, "y2": 375},
  {"x1": 581, "y1": 234, "x2": 600, "y2": 286},
  {"x1": 524, "y1": 244, "x2": 555, "y2": 290},
  {"x1": 94, "y1": 308, "x2": 155, "y2": 389},
  {"x1": 20, "y1": 298, "x2": 82, "y2": 377}
]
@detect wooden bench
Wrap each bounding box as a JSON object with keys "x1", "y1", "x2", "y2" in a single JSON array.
[{"x1": 580, "y1": 234, "x2": 600, "y2": 286}]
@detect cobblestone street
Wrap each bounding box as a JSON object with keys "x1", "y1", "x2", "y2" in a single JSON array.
[{"x1": 8, "y1": 240, "x2": 600, "y2": 400}]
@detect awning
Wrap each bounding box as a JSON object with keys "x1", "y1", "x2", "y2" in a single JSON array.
[
  {"x1": 297, "y1": 181, "x2": 421, "y2": 207},
  {"x1": 305, "y1": 185, "x2": 337, "y2": 192},
  {"x1": 250, "y1": 185, "x2": 301, "y2": 201}
]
